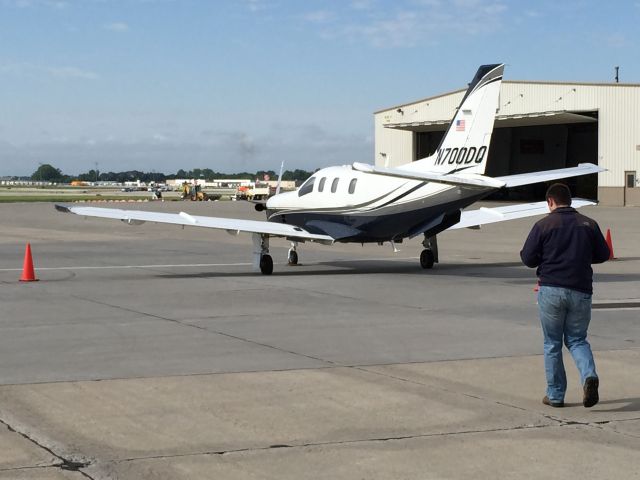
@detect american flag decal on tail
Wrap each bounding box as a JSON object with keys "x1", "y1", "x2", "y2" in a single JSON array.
[{"x1": 456, "y1": 119, "x2": 465, "y2": 131}]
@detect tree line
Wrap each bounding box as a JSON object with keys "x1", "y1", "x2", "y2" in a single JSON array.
[{"x1": 28, "y1": 164, "x2": 315, "y2": 184}]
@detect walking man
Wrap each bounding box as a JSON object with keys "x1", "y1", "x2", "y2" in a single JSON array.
[{"x1": 520, "y1": 183, "x2": 611, "y2": 408}]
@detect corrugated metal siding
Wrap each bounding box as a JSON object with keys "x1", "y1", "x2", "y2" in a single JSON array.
[
  {"x1": 375, "y1": 82, "x2": 640, "y2": 187},
  {"x1": 375, "y1": 114, "x2": 414, "y2": 168}
]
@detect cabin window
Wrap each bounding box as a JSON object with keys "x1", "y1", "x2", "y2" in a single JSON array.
[
  {"x1": 298, "y1": 177, "x2": 315, "y2": 196},
  {"x1": 331, "y1": 178, "x2": 339, "y2": 193},
  {"x1": 318, "y1": 177, "x2": 326, "y2": 192},
  {"x1": 348, "y1": 178, "x2": 357, "y2": 194}
]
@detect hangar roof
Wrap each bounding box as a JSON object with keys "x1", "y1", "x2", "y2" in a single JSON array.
[{"x1": 374, "y1": 80, "x2": 640, "y2": 115}]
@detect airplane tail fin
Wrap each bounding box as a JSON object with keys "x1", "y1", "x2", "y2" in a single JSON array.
[{"x1": 402, "y1": 63, "x2": 504, "y2": 176}]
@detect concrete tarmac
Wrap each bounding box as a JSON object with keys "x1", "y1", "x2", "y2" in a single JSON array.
[{"x1": 0, "y1": 201, "x2": 638, "y2": 479}]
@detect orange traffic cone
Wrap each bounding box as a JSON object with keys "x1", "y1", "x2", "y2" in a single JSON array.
[
  {"x1": 605, "y1": 228, "x2": 616, "y2": 260},
  {"x1": 19, "y1": 243, "x2": 38, "y2": 282}
]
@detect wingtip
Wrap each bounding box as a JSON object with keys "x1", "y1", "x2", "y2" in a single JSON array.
[
  {"x1": 54, "y1": 204, "x2": 71, "y2": 213},
  {"x1": 578, "y1": 162, "x2": 607, "y2": 172}
]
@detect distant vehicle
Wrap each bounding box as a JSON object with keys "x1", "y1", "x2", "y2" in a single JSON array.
[
  {"x1": 180, "y1": 182, "x2": 218, "y2": 201},
  {"x1": 121, "y1": 187, "x2": 134, "y2": 192},
  {"x1": 236, "y1": 183, "x2": 270, "y2": 201},
  {"x1": 57, "y1": 64, "x2": 602, "y2": 275}
]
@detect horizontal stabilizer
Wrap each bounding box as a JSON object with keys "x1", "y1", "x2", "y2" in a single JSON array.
[
  {"x1": 496, "y1": 163, "x2": 604, "y2": 188},
  {"x1": 352, "y1": 163, "x2": 505, "y2": 189},
  {"x1": 449, "y1": 198, "x2": 597, "y2": 230},
  {"x1": 55, "y1": 205, "x2": 335, "y2": 244}
]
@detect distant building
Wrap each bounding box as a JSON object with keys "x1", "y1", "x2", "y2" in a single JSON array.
[
  {"x1": 375, "y1": 80, "x2": 640, "y2": 206},
  {"x1": 0, "y1": 179, "x2": 54, "y2": 186},
  {"x1": 166, "y1": 178, "x2": 253, "y2": 188}
]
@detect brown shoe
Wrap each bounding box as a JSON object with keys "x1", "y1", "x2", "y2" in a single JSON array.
[
  {"x1": 583, "y1": 377, "x2": 599, "y2": 408},
  {"x1": 543, "y1": 396, "x2": 564, "y2": 408}
]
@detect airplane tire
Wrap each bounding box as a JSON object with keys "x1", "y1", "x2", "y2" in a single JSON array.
[
  {"x1": 260, "y1": 254, "x2": 273, "y2": 275},
  {"x1": 287, "y1": 250, "x2": 298, "y2": 265},
  {"x1": 420, "y1": 249, "x2": 435, "y2": 269}
]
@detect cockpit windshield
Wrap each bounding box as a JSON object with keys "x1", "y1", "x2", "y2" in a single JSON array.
[{"x1": 298, "y1": 176, "x2": 315, "y2": 196}]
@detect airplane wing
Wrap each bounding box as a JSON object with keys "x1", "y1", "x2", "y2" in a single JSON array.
[
  {"x1": 54, "y1": 204, "x2": 335, "y2": 244},
  {"x1": 495, "y1": 163, "x2": 604, "y2": 187},
  {"x1": 449, "y1": 198, "x2": 597, "y2": 230}
]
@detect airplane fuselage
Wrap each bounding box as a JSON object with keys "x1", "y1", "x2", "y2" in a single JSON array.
[{"x1": 265, "y1": 165, "x2": 493, "y2": 242}]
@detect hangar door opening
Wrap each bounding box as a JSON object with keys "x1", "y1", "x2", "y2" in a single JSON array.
[{"x1": 413, "y1": 112, "x2": 599, "y2": 201}]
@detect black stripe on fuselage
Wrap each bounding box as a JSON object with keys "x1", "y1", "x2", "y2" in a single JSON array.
[
  {"x1": 376, "y1": 181, "x2": 427, "y2": 209},
  {"x1": 268, "y1": 187, "x2": 494, "y2": 242}
]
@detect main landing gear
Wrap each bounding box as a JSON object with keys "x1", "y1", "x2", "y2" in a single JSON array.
[
  {"x1": 259, "y1": 253, "x2": 273, "y2": 275},
  {"x1": 252, "y1": 236, "x2": 301, "y2": 275},
  {"x1": 420, "y1": 235, "x2": 439, "y2": 270},
  {"x1": 420, "y1": 249, "x2": 435, "y2": 269},
  {"x1": 253, "y1": 233, "x2": 273, "y2": 275}
]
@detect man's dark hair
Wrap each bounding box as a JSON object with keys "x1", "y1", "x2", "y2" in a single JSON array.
[{"x1": 545, "y1": 183, "x2": 572, "y2": 206}]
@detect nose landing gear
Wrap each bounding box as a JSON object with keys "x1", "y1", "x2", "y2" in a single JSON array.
[{"x1": 287, "y1": 242, "x2": 299, "y2": 265}]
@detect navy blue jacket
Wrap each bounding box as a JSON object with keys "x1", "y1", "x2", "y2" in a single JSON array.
[{"x1": 520, "y1": 207, "x2": 610, "y2": 294}]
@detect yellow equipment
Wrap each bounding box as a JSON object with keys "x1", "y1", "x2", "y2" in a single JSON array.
[{"x1": 181, "y1": 182, "x2": 209, "y2": 201}]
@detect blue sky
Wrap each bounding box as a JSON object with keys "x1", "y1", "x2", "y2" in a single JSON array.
[{"x1": 1, "y1": 0, "x2": 638, "y2": 176}]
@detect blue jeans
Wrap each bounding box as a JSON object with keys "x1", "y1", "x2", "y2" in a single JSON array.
[{"x1": 538, "y1": 286, "x2": 597, "y2": 403}]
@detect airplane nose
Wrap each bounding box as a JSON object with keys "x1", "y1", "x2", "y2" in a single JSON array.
[
  {"x1": 267, "y1": 191, "x2": 289, "y2": 209},
  {"x1": 266, "y1": 196, "x2": 276, "y2": 209}
]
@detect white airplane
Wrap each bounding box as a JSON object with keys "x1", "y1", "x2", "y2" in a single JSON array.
[{"x1": 56, "y1": 64, "x2": 603, "y2": 274}]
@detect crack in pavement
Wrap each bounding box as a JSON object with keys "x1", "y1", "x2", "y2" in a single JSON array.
[
  {"x1": 353, "y1": 365, "x2": 640, "y2": 439},
  {"x1": 0, "y1": 465, "x2": 70, "y2": 473},
  {"x1": 0, "y1": 417, "x2": 95, "y2": 479},
  {"x1": 69, "y1": 294, "x2": 340, "y2": 368},
  {"x1": 108, "y1": 422, "x2": 558, "y2": 464},
  {"x1": 1, "y1": 362, "x2": 637, "y2": 476}
]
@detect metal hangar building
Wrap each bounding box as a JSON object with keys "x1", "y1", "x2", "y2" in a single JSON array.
[{"x1": 374, "y1": 79, "x2": 640, "y2": 206}]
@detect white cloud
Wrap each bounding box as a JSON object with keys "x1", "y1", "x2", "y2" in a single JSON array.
[
  {"x1": 603, "y1": 33, "x2": 627, "y2": 48},
  {"x1": 104, "y1": 22, "x2": 129, "y2": 32},
  {"x1": 45, "y1": 0, "x2": 68, "y2": 8},
  {"x1": 48, "y1": 66, "x2": 99, "y2": 79},
  {"x1": 350, "y1": 0, "x2": 376, "y2": 10},
  {"x1": 412, "y1": 0, "x2": 442, "y2": 6},
  {"x1": 0, "y1": 62, "x2": 99, "y2": 80},
  {"x1": 300, "y1": 0, "x2": 508, "y2": 48},
  {"x1": 3, "y1": 0, "x2": 34, "y2": 7},
  {"x1": 244, "y1": 0, "x2": 270, "y2": 13},
  {"x1": 343, "y1": 11, "x2": 424, "y2": 48},
  {"x1": 302, "y1": 10, "x2": 335, "y2": 24},
  {"x1": 2, "y1": 0, "x2": 68, "y2": 7}
]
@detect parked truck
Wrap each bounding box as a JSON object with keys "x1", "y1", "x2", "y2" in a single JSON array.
[{"x1": 235, "y1": 183, "x2": 271, "y2": 201}]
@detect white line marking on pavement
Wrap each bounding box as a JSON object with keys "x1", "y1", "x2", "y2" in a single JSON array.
[
  {"x1": 0, "y1": 257, "x2": 417, "y2": 272},
  {"x1": 0, "y1": 263, "x2": 252, "y2": 271}
]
